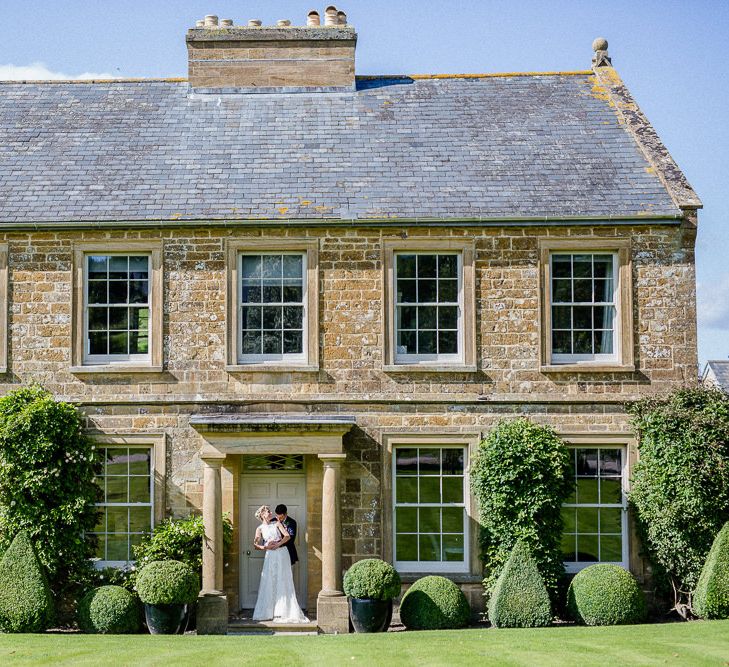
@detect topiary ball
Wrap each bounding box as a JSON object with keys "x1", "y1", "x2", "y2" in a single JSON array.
[
  {"x1": 567, "y1": 564, "x2": 646, "y2": 626},
  {"x1": 488, "y1": 540, "x2": 552, "y2": 628},
  {"x1": 694, "y1": 521, "x2": 729, "y2": 619},
  {"x1": 399, "y1": 576, "x2": 470, "y2": 630},
  {"x1": 136, "y1": 560, "x2": 199, "y2": 606},
  {"x1": 78, "y1": 585, "x2": 141, "y2": 634},
  {"x1": 343, "y1": 559, "x2": 402, "y2": 600}
]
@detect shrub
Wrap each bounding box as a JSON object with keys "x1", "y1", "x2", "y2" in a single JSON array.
[
  {"x1": 0, "y1": 386, "x2": 99, "y2": 600},
  {"x1": 694, "y1": 522, "x2": 729, "y2": 619},
  {"x1": 628, "y1": 388, "x2": 729, "y2": 615},
  {"x1": 488, "y1": 540, "x2": 552, "y2": 628},
  {"x1": 567, "y1": 564, "x2": 646, "y2": 626},
  {"x1": 136, "y1": 561, "x2": 199, "y2": 606},
  {"x1": 0, "y1": 531, "x2": 54, "y2": 632},
  {"x1": 343, "y1": 558, "x2": 401, "y2": 600},
  {"x1": 470, "y1": 418, "x2": 573, "y2": 602},
  {"x1": 78, "y1": 586, "x2": 141, "y2": 634},
  {"x1": 132, "y1": 514, "x2": 233, "y2": 580},
  {"x1": 399, "y1": 576, "x2": 470, "y2": 630}
]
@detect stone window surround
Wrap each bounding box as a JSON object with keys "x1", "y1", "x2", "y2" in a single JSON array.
[
  {"x1": 225, "y1": 238, "x2": 319, "y2": 372},
  {"x1": 0, "y1": 244, "x2": 8, "y2": 374},
  {"x1": 71, "y1": 241, "x2": 164, "y2": 373},
  {"x1": 90, "y1": 432, "x2": 167, "y2": 566},
  {"x1": 382, "y1": 238, "x2": 477, "y2": 372},
  {"x1": 382, "y1": 432, "x2": 481, "y2": 578},
  {"x1": 538, "y1": 238, "x2": 634, "y2": 373},
  {"x1": 558, "y1": 432, "x2": 638, "y2": 574}
]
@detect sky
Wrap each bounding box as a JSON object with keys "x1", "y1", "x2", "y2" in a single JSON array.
[{"x1": 2, "y1": 1, "x2": 728, "y2": 367}]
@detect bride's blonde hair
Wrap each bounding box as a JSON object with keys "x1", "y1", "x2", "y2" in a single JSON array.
[{"x1": 254, "y1": 505, "x2": 270, "y2": 521}]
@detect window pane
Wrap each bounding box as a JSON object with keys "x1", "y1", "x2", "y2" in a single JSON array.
[
  {"x1": 241, "y1": 306, "x2": 262, "y2": 330},
  {"x1": 552, "y1": 279, "x2": 571, "y2": 302},
  {"x1": 108, "y1": 281, "x2": 127, "y2": 304},
  {"x1": 262, "y1": 331, "x2": 282, "y2": 354},
  {"x1": 600, "y1": 477, "x2": 623, "y2": 504},
  {"x1": 440, "y1": 332, "x2": 458, "y2": 362},
  {"x1": 261, "y1": 255, "x2": 282, "y2": 280},
  {"x1": 573, "y1": 331, "x2": 592, "y2": 354},
  {"x1": 396, "y1": 507, "x2": 417, "y2": 533},
  {"x1": 561, "y1": 532, "x2": 576, "y2": 561},
  {"x1": 419, "y1": 280, "x2": 437, "y2": 302},
  {"x1": 129, "y1": 476, "x2": 151, "y2": 504},
  {"x1": 442, "y1": 506, "x2": 464, "y2": 533},
  {"x1": 552, "y1": 331, "x2": 571, "y2": 354},
  {"x1": 419, "y1": 477, "x2": 440, "y2": 503},
  {"x1": 576, "y1": 478, "x2": 599, "y2": 504},
  {"x1": 443, "y1": 534, "x2": 464, "y2": 562},
  {"x1": 576, "y1": 449, "x2": 598, "y2": 475},
  {"x1": 396, "y1": 534, "x2": 417, "y2": 561},
  {"x1": 562, "y1": 507, "x2": 576, "y2": 533},
  {"x1": 129, "y1": 281, "x2": 149, "y2": 304},
  {"x1": 283, "y1": 331, "x2": 303, "y2": 354},
  {"x1": 282, "y1": 254, "x2": 302, "y2": 279},
  {"x1": 94, "y1": 508, "x2": 107, "y2": 532},
  {"x1": 128, "y1": 334, "x2": 148, "y2": 355},
  {"x1": 88, "y1": 308, "x2": 107, "y2": 331},
  {"x1": 577, "y1": 535, "x2": 599, "y2": 562},
  {"x1": 106, "y1": 477, "x2": 128, "y2": 504},
  {"x1": 88, "y1": 332, "x2": 107, "y2": 355},
  {"x1": 88, "y1": 281, "x2": 107, "y2": 304},
  {"x1": 594, "y1": 330, "x2": 613, "y2": 354},
  {"x1": 397, "y1": 254, "x2": 416, "y2": 279},
  {"x1": 128, "y1": 256, "x2": 149, "y2": 280},
  {"x1": 398, "y1": 306, "x2": 417, "y2": 330},
  {"x1": 573, "y1": 279, "x2": 592, "y2": 302},
  {"x1": 106, "y1": 535, "x2": 129, "y2": 562},
  {"x1": 600, "y1": 508, "x2": 622, "y2": 534},
  {"x1": 283, "y1": 284, "x2": 303, "y2": 302},
  {"x1": 419, "y1": 507, "x2": 440, "y2": 533},
  {"x1": 552, "y1": 255, "x2": 572, "y2": 278},
  {"x1": 442, "y1": 449, "x2": 464, "y2": 475},
  {"x1": 396, "y1": 477, "x2": 418, "y2": 503},
  {"x1": 593, "y1": 256, "x2": 613, "y2": 279},
  {"x1": 241, "y1": 284, "x2": 261, "y2": 303},
  {"x1": 283, "y1": 306, "x2": 303, "y2": 329},
  {"x1": 262, "y1": 307, "x2": 282, "y2": 330},
  {"x1": 594, "y1": 279, "x2": 614, "y2": 303},
  {"x1": 128, "y1": 450, "x2": 151, "y2": 476},
  {"x1": 94, "y1": 535, "x2": 107, "y2": 560},
  {"x1": 242, "y1": 255, "x2": 261, "y2": 279},
  {"x1": 108, "y1": 307, "x2": 128, "y2": 330},
  {"x1": 129, "y1": 507, "x2": 152, "y2": 533},
  {"x1": 88, "y1": 255, "x2": 108, "y2": 279},
  {"x1": 552, "y1": 306, "x2": 571, "y2": 329},
  {"x1": 241, "y1": 331, "x2": 262, "y2": 355},
  {"x1": 600, "y1": 535, "x2": 623, "y2": 562},
  {"x1": 109, "y1": 332, "x2": 128, "y2": 355},
  {"x1": 107, "y1": 506, "x2": 128, "y2": 533},
  {"x1": 397, "y1": 279, "x2": 417, "y2": 303},
  {"x1": 593, "y1": 306, "x2": 614, "y2": 330},
  {"x1": 438, "y1": 306, "x2": 458, "y2": 330},
  {"x1": 418, "y1": 330, "x2": 437, "y2": 354},
  {"x1": 573, "y1": 306, "x2": 592, "y2": 330},
  {"x1": 418, "y1": 306, "x2": 436, "y2": 330},
  {"x1": 438, "y1": 255, "x2": 457, "y2": 279},
  {"x1": 395, "y1": 448, "x2": 417, "y2": 474},
  {"x1": 417, "y1": 255, "x2": 437, "y2": 278},
  {"x1": 438, "y1": 280, "x2": 458, "y2": 302},
  {"x1": 106, "y1": 449, "x2": 128, "y2": 475},
  {"x1": 600, "y1": 449, "x2": 622, "y2": 476},
  {"x1": 418, "y1": 449, "x2": 440, "y2": 475},
  {"x1": 262, "y1": 284, "x2": 282, "y2": 303},
  {"x1": 419, "y1": 534, "x2": 440, "y2": 561},
  {"x1": 397, "y1": 331, "x2": 416, "y2": 354},
  {"x1": 573, "y1": 255, "x2": 592, "y2": 278},
  {"x1": 576, "y1": 507, "x2": 599, "y2": 534},
  {"x1": 109, "y1": 256, "x2": 128, "y2": 279},
  {"x1": 442, "y1": 477, "x2": 463, "y2": 504}
]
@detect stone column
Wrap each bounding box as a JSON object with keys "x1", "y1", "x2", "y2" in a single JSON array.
[
  {"x1": 197, "y1": 452, "x2": 228, "y2": 635},
  {"x1": 317, "y1": 453, "x2": 349, "y2": 633}
]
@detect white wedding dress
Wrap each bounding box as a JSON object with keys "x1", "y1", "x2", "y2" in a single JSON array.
[{"x1": 252, "y1": 522, "x2": 309, "y2": 623}]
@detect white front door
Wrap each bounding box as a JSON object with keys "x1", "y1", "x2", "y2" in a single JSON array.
[{"x1": 239, "y1": 472, "x2": 307, "y2": 609}]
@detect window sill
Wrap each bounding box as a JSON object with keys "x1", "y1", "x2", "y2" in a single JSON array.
[
  {"x1": 70, "y1": 365, "x2": 164, "y2": 374},
  {"x1": 541, "y1": 363, "x2": 635, "y2": 374},
  {"x1": 383, "y1": 364, "x2": 477, "y2": 373},
  {"x1": 225, "y1": 364, "x2": 319, "y2": 373}
]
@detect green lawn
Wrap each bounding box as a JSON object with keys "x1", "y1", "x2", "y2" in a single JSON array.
[{"x1": 3, "y1": 621, "x2": 729, "y2": 666}]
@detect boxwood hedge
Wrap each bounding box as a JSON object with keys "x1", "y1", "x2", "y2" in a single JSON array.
[
  {"x1": 343, "y1": 558, "x2": 401, "y2": 600},
  {"x1": 399, "y1": 576, "x2": 470, "y2": 630},
  {"x1": 136, "y1": 560, "x2": 199, "y2": 606},
  {"x1": 694, "y1": 521, "x2": 729, "y2": 619},
  {"x1": 78, "y1": 585, "x2": 141, "y2": 634}
]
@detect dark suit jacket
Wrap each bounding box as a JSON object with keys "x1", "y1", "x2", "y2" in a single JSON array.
[{"x1": 282, "y1": 516, "x2": 298, "y2": 565}]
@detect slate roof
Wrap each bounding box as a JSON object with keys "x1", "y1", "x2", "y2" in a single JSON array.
[
  {"x1": 0, "y1": 73, "x2": 682, "y2": 223},
  {"x1": 703, "y1": 361, "x2": 729, "y2": 390}
]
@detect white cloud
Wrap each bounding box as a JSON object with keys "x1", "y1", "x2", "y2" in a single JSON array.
[
  {"x1": 0, "y1": 62, "x2": 116, "y2": 81},
  {"x1": 698, "y1": 274, "x2": 729, "y2": 330}
]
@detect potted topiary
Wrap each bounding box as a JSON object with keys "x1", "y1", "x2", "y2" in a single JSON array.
[
  {"x1": 136, "y1": 560, "x2": 199, "y2": 634},
  {"x1": 343, "y1": 558, "x2": 401, "y2": 633}
]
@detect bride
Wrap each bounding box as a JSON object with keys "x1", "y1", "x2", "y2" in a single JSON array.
[{"x1": 252, "y1": 505, "x2": 309, "y2": 623}]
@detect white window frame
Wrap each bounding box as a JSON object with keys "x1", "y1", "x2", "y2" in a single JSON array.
[
  {"x1": 562, "y1": 444, "x2": 629, "y2": 574},
  {"x1": 237, "y1": 251, "x2": 308, "y2": 365},
  {"x1": 393, "y1": 251, "x2": 464, "y2": 366},
  {"x1": 92, "y1": 444, "x2": 155, "y2": 568},
  {"x1": 83, "y1": 253, "x2": 153, "y2": 366},
  {"x1": 550, "y1": 252, "x2": 620, "y2": 365},
  {"x1": 392, "y1": 444, "x2": 470, "y2": 574}
]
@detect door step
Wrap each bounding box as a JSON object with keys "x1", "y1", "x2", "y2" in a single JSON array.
[{"x1": 227, "y1": 619, "x2": 319, "y2": 635}]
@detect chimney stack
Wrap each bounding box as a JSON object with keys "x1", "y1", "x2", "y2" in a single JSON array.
[{"x1": 187, "y1": 8, "x2": 356, "y2": 91}]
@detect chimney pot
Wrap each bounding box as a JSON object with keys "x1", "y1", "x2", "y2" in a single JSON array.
[
  {"x1": 195, "y1": 19, "x2": 204, "y2": 28},
  {"x1": 220, "y1": 19, "x2": 233, "y2": 28},
  {"x1": 337, "y1": 11, "x2": 347, "y2": 25},
  {"x1": 204, "y1": 15, "x2": 219, "y2": 28},
  {"x1": 307, "y1": 10, "x2": 321, "y2": 26},
  {"x1": 248, "y1": 19, "x2": 262, "y2": 27},
  {"x1": 277, "y1": 19, "x2": 292, "y2": 27},
  {"x1": 325, "y1": 6, "x2": 338, "y2": 26}
]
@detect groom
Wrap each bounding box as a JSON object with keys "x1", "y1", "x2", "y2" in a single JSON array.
[{"x1": 275, "y1": 504, "x2": 299, "y2": 566}]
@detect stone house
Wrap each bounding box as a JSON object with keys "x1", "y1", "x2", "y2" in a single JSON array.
[
  {"x1": 701, "y1": 361, "x2": 729, "y2": 391},
  {"x1": 0, "y1": 11, "x2": 700, "y2": 633}
]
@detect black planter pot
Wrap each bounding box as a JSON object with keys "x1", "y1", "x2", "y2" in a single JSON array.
[
  {"x1": 349, "y1": 598, "x2": 392, "y2": 633},
  {"x1": 144, "y1": 603, "x2": 188, "y2": 635}
]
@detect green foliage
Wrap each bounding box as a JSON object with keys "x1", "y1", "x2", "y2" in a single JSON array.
[
  {"x1": 136, "y1": 561, "x2": 199, "y2": 606},
  {"x1": 132, "y1": 514, "x2": 233, "y2": 578},
  {"x1": 399, "y1": 576, "x2": 470, "y2": 630},
  {"x1": 0, "y1": 386, "x2": 100, "y2": 598},
  {"x1": 694, "y1": 522, "x2": 729, "y2": 619},
  {"x1": 567, "y1": 564, "x2": 646, "y2": 626},
  {"x1": 77, "y1": 586, "x2": 141, "y2": 634},
  {"x1": 470, "y1": 418, "x2": 573, "y2": 601},
  {"x1": 0, "y1": 532, "x2": 54, "y2": 632},
  {"x1": 87, "y1": 566, "x2": 136, "y2": 594},
  {"x1": 628, "y1": 388, "x2": 729, "y2": 605},
  {"x1": 343, "y1": 558, "x2": 401, "y2": 600},
  {"x1": 488, "y1": 540, "x2": 552, "y2": 628}
]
